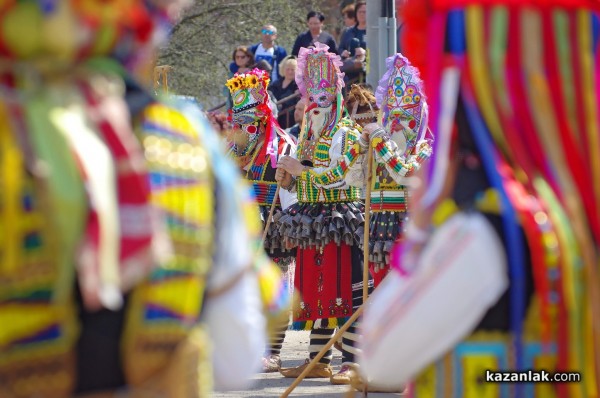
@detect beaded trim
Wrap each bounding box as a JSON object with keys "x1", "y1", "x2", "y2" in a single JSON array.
[
  {"x1": 296, "y1": 118, "x2": 362, "y2": 203},
  {"x1": 352, "y1": 111, "x2": 378, "y2": 120}
]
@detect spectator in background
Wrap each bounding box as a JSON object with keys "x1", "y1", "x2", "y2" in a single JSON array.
[
  {"x1": 229, "y1": 45, "x2": 255, "y2": 76},
  {"x1": 292, "y1": 11, "x2": 338, "y2": 56},
  {"x1": 285, "y1": 97, "x2": 307, "y2": 141},
  {"x1": 269, "y1": 56, "x2": 300, "y2": 129},
  {"x1": 340, "y1": 4, "x2": 356, "y2": 37},
  {"x1": 249, "y1": 25, "x2": 288, "y2": 81},
  {"x1": 339, "y1": 1, "x2": 367, "y2": 60},
  {"x1": 334, "y1": 4, "x2": 355, "y2": 44},
  {"x1": 339, "y1": 0, "x2": 354, "y2": 12},
  {"x1": 226, "y1": 46, "x2": 255, "y2": 110},
  {"x1": 341, "y1": 46, "x2": 366, "y2": 87}
]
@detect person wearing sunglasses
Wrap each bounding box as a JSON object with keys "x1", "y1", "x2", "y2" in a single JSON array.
[
  {"x1": 225, "y1": 46, "x2": 256, "y2": 110},
  {"x1": 249, "y1": 24, "x2": 288, "y2": 81}
]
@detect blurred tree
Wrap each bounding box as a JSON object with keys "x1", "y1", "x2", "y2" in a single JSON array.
[{"x1": 157, "y1": 0, "x2": 331, "y2": 110}]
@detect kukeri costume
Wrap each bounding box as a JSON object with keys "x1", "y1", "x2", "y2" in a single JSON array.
[
  {"x1": 0, "y1": 1, "x2": 284, "y2": 397},
  {"x1": 347, "y1": 55, "x2": 433, "y2": 286},
  {"x1": 360, "y1": 2, "x2": 599, "y2": 397},
  {"x1": 226, "y1": 68, "x2": 297, "y2": 372},
  {"x1": 226, "y1": 68, "x2": 297, "y2": 261},
  {"x1": 275, "y1": 42, "x2": 371, "y2": 382}
]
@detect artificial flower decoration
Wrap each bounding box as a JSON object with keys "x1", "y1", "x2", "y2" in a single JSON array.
[
  {"x1": 226, "y1": 69, "x2": 270, "y2": 94},
  {"x1": 71, "y1": 0, "x2": 139, "y2": 26},
  {"x1": 247, "y1": 74, "x2": 259, "y2": 87},
  {"x1": 226, "y1": 69, "x2": 271, "y2": 117}
]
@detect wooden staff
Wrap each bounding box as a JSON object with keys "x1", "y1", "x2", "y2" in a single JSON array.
[
  {"x1": 279, "y1": 304, "x2": 366, "y2": 398},
  {"x1": 362, "y1": 146, "x2": 374, "y2": 302},
  {"x1": 153, "y1": 65, "x2": 172, "y2": 93},
  {"x1": 356, "y1": 113, "x2": 380, "y2": 396},
  {"x1": 357, "y1": 141, "x2": 375, "y2": 397},
  {"x1": 162, "y1": 67, "x2": 169, "y2": 94},
  {"x1": 260, "y1": 102, "x2": 307, "y2": 252},
  {"x1": 362, "y1": 113, "x2": 381, "y2": 303},
  {"x1": 259, "y1": 182, "x2": 281, "y2": 251},
  {"x1": 281, "y1": 131, "x2": 376, "y2": 398}
]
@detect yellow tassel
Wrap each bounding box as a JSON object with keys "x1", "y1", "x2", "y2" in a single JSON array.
[
  {"x1": 431, "y1": 199, "x2": 459, "y2": 227},
  {"x1": 0, "y1": 102, "x2": 23, "y2": 274}
]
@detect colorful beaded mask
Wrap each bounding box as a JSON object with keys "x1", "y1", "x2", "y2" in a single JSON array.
[
  {"x1": 296, "y1": 42, "x2": 344, "y2": 108},
  {"x1": 226, "y1": 68, "x2": 276, "y2": 157},
  {"x1": 375, "y1": 53, "x2": 428, "y2": 153},
  {"x1": 226, "y1": 68, "x2": 271, "y2": 126},
  {"x1": 0, "y1": 0, "x2": 189, "y2": 67}
]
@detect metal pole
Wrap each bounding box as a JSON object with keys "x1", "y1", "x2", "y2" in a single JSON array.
[
  {"x1": 387, "y1": 0, "x2": 397, "y2": 56},
  {"x1": 366, "y1": 0, "x2": 382, "y2": 88},
  {"x1": 378, "y1": 16, "x2": 388, "y2": 80}
]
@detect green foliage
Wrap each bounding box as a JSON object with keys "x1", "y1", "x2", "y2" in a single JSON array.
[{"x1": 158, "y1": 0, "x2": 332, "y2": 110}]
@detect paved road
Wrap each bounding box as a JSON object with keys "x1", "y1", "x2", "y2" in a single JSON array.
[{"x1": 213, "y1": 331, "x2": 404, "y2": 398}]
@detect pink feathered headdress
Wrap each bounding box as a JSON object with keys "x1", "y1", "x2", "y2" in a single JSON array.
[
  {"x1": 375, "y1": 53, "x2": 429, "y2": 151},
  {"x1": 295, "y1": 42, "x2": 345, "y2": 98}
]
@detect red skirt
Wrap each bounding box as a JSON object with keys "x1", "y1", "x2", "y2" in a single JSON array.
[
  {"x1": 369, "y1": 262, "x2": 391, "y2": 287},
  {"x1": 291, "y1": 242, "x2": 369, "y2": 330}
]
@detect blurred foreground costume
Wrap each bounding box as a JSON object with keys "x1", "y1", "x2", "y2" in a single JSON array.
[
  {"x1": 361, "y1": 1, "x2": 600, "y2": 397},
  {"x1": 0, "y1": 1, "x2": 286, "y2": 397}
]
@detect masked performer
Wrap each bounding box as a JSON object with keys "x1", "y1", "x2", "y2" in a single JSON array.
[
  {"x1": 275, "y1": 42, "x2": 370, "y2": 385},
  {"x1": 226, "y1": 68, "x2": 297, "y2": 373},
  {"x1": 346, "y1": 55, "x2": 432, "y2": 285}
]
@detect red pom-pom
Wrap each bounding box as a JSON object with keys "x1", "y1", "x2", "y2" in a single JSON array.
[
  {"x1": 401, "y1": 0, "x2": 430, "y2": 74},
  {"x1": 129, "y1": 3, "x2": 154, "y2": 44}
]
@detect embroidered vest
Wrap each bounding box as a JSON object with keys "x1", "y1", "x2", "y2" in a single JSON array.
[
  {"x1": 296, "y1": 118, "x2": 362, "y2": 203},
  {"x1": 369, "y1": 130, "x2": 431, "y2": 213}
]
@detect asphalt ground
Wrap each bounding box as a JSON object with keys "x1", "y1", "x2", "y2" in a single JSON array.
[{"x1": 213, "y1": 330, "x2": 405, "y2": 398}]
